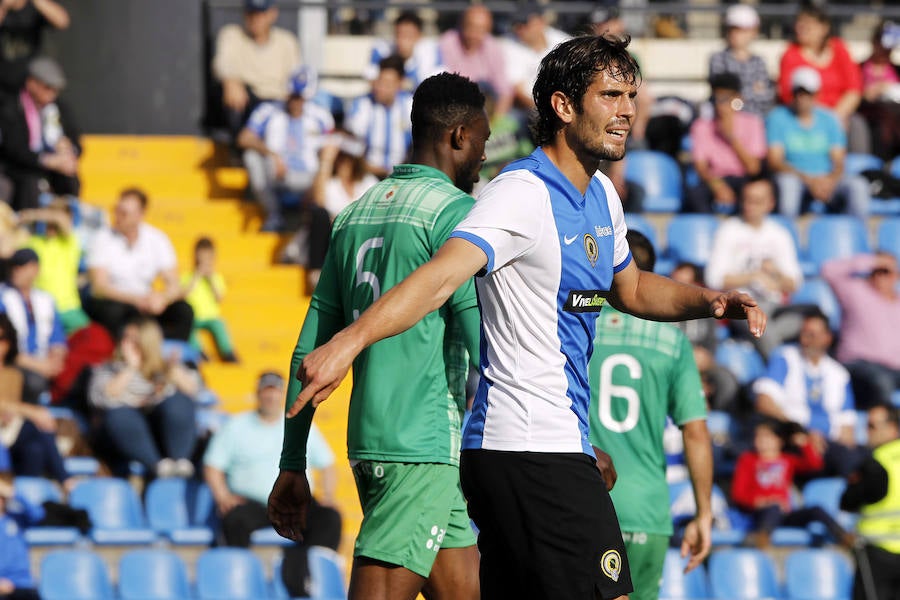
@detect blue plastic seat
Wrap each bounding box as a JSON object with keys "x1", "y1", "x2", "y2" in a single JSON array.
[
  {"x1": 708, "y1": 548, "x2": 780, "y2": 599},
  {"x1": 13, "y1": 476, "x2": 82, "y2": 545},
  {"x1": 250, "y1": 526, "x2": 294, "y2": 546},
  {"x1": 801, "y1": 477, "x2": 856, "y2": 531},
  {"x1": 195, "y1": 548, "x2": 269, "y2": 600},
  {"x1": 771, "y1": 526, "x2": 813, "y2": 546},
  {"x1": 624, "y1": 213, "x2": 658, "y2": 249},
  {"x1": 843, "y1": 152, "x2": 883, "y2": 175},
  {"x1": 68, "y1": 477, "x2": 157, "y2": 545},
  {"x1": 659, "y1": 548, "x2": 709, "y2": 600},
  {"x1": 271, "y1": 555, "x2": 291, "y2": 599},
  {"x1": 14, "y1": 476, "x2": 62, "y2": 507},
  {"x1": 785, "y1": 548, "x2": 852, "y2": 600},
  {"x1": 118, "y1": 549, "x2": 191, "y2": 600},
  {"x1": 308, "y1": 545, "x2": 348, "y2": 600},
  {"x1": 39, "y1": 549, "x2": 115, "y2": 600},
  {"x1": 877, "y1": 217, "x2": 900, "y2": 261},
  {"x1": 625, "y1": 150, "x2": 684, "y2": 212},
  {"x1": 804, "y1": 215, "x2": 869, "y2": 277},
  {"x1": 715, "y1": 340, "x2": 765, "y2": 386},
  {"x1": 790, "y1": 278, "x2": 842, "y2": 331},
  {"x1": 144, "y1": 478, "x2": 216, "y2": 545},
  {"x1": 161, "y1": 338, "x2": 202, "y2": 365},
  {"x1": 665, "y1": 214, "x2": 719, "y2": 267}
]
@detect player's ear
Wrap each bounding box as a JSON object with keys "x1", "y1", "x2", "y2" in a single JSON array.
[
  {"x1": 450, "y1": 125, "x2": 466, "y2": 151},
  {"x1": 551, "y1": 91, "x2": 574, "y2": 124}
]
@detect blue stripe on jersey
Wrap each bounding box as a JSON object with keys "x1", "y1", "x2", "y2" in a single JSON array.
[
  {"x1": 450, "y1": 231, "x2": 494, "y2": 273},
  {"x1": 614, "y1": 252, "x2": 633, "y2": 273},
  {"x1": 463, "y1": 291, "x2": 493, "y2": 450}
]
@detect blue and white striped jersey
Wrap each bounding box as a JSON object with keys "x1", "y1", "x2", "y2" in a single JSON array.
[
  {"x1": 452, "y1": 148, "x2": 631, "y2": 456},
  {"x1": 246, "y1": 101, "x2": 335, "y2": 174},
  {"x1": 345, "y1": 92, "x2": 414, "y2": 173}
]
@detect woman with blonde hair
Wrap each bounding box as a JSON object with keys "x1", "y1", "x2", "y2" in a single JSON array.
[{"x1": 89, "y1": 317, "x2": 199, "y2": 478}]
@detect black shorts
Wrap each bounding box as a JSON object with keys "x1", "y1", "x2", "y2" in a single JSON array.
[{"x1": 460, "y1": 449, "x2": 632, "y2": 600}]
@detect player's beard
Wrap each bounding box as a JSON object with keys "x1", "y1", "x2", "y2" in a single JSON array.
[{"x1": 573, "y1": 117, "x2": 629, "y2": 162}]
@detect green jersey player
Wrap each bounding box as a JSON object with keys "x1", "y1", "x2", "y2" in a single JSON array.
[
  {"x1": 589, "y1": 230, "x2": 714, "y2": 600},
  {"x1": 268, "y1": 73, "x2": 490, "y2": 600}
]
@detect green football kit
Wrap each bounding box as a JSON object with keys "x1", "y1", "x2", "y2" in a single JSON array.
[{"x1": 588, "y1": 307, "x2": 707, "y2": 600}]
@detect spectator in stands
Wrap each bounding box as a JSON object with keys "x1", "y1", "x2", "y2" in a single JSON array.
[
  {"x1": 88, "y1": 317, "x2": 199, "y2": 478},
  {"x1": 840, "y1": 403, "x2": 900, "y2": 599},
  {"x1": 767, "y1": 67, "x2": 870, "y2": 219},
  {"x1": 203, "y1": 371, "x2": 341, "y2": 596},
  {"x1": 19, "y1": 199, "x2": 89, "y2": 335},
  {"x1": 0, "y1": 0, "x2": 69, "y2": 93},
  {"x1": 0, "y1": 248, "x2": 65, "y2": 404},
  {"x1": 309, "y1": 132, "x2": 377, "y2": 222},
  {"x1": 686, "y1": 72, "x2": 767, "y2": 213},
  {"x1": 0, "y1": 56, "x2": 79, "y2": 212},
  {"x1": 0, "y1": 312, "x2": 71, "y2": 489},
  {"x1": 212, "y1": 0, "x2": 300, "y2": 138},
  {"x1": 822, "y1": 252, "x2": 900, "y2": 409},
  {"x1": 503, "y1": 5, "x2": 569, "y2": 112},
  {"x1": 181, "y1": 237, "x2": 237, "y2": 363},
  {"x1": 238, "y1": 67, "x2": 335, "y2": 232},
  {"x1": 345, "y1": 55, "x2": 413, "y2": 179},
  {"x1": 439, "y1": 4, "x2": 513, "y2": 116},
  {"x1": 731, "y1": 418, "x2": 853, "y2": 549},
  {"x1": 477, "y1": 82, "x2": 533, "y2": 188},
  {"x1": 365, "y1": 10, "x2": 443, "y2": 89},
  {"x1": 858, "y1": 20, "x2": 900, "y2": 161},
  {"x1": 778, "y1": 3, "x2": 870, "y2": 154},
  {"x1": 84, "y1": 188, "x2": 194, "y2": 341},
  {"x1": 708, "y1": 4, "x2": 775, "y2": 117},
  {"x1": 0, "y1": 474, "x2": 39, "y2": 600},
  {"x1": 704, "y1": 177, "x2": 804, "y2": 358},
  {"x1": 753, "y1": 310, "x2": 861, "y2": 476}
]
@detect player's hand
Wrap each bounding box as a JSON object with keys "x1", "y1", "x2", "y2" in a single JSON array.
[
  {"x1": 592, "y1": 445, "x2": 618, "y2": 490},
  {"x1": 268, "y1": 469, "x2": 311, "y2": 542},
  {"x1": 680, "y1": 513, "x2": 713, "y2": 573},
  {"x1": 286, "y1": 333, "x2": 359, "y2": 417},
  {"x1": 709, "y1": 290, "x2": 767, "y2": 338}
]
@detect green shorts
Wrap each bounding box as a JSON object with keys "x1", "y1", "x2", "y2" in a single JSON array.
[
  {"x1": 352, "y1": 461, "x2": 476, "y2": 578},
  {"x1": 621, "y1": 531, "x2": 670, "y2": 600}
]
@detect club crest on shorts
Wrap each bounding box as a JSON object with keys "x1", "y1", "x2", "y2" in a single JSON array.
[
  {"x1": 583, "y1": 233, "x2": 599, "y2": 267},
  {"x1": 601, "y1": 549, "x2": 622, "y2": 582}
]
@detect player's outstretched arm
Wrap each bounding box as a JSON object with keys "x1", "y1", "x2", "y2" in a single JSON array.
[
  {"x1": 680, "y1": 419, "x2": 714, "y2": 572},
  {"x1": 609, "y1": 261, "x2": 767, "y2": 337},
  {"x1": 288, "y1": 237, "x2": 488, "y2": 416}
]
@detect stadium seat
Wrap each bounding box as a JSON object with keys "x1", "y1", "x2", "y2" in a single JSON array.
[
  {"x1": 803, "y1": 215, "x2": 869, "y2": 277},
  {"x1": 785, "y1": 548, "x2": 853, "y2": 600},
  {"x1": 624, "y1": 213, "x2": 658, "y2": 249},
  {"x1": 144, "y1": 478, "x2": 216, "y2": 545},
  {"x1": 63, "y1": 456, "x2": 101, "y2": 477},
  {"x1": 877, "y1": 217, "x2": 900, "y2": 261},
  {"x1": 891, "y1": 156, "x2": 900, "y2": 178},
  {"x1": 14, "y1": 476, "x2": 62, "y2": 507},
  {"x1": 195, "y1": 548, "x2": 269, "y2": 600},
  {"x1": 624, "y1": 150, "x2": 684, "y2": 212},
  {"x1": 68, "y1": 477, "x2": 157, "y2": 544},
  {"x1": 665, "y1": 214, "x2": 719, "y2": 267},
  {"x1": 308, "y1": 545, "x2": 349, "y2": 600},
  {"x1": 271, "y1": 555, "x2": 291, "y2": 599},
  {"x1": 118, "y1": 549, "x2": 191, "y2": 600},
  {"x1": 13, "y1": 476, "x2": 83, "y2": 545},
  {"x1": 801, "y1": 477, "x2": 856, "y2": 531},
  {"x1": 770, "y1": 526, "x2": 813, "y2": 546},
  {"x1": 790, "y1": 278, "x2": 842, "y2": 331},
  {"x1": 161, "y1": 338, "x2": 203, "y2": 365},
  {"x1": 659, "y1": 548, "x2": 709, "y2": 600},
  {"x1": 769, "y1": 214, "x2": 802, "y2": 256},
  {"x1": 708, "y1": 548, "x2": 780, "y2": 599},
  {"x1": 39, "y1": 549, "x2": 115, "y2": 600},
  {"x1": 669, "y1": 480, "x2": 746, "y2": 544},
  {"x1": 250, "y1": 526, "x2": 294, "y2": 546},
  {"x1": 714, "y1": 339, "x2": 765, "y2": 386},
  {"x1": 843, "y1": 152, "x2": 883, "y2": 175}
]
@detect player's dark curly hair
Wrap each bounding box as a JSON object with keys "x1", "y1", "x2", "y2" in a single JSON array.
[
  {"x1": 531, "y1": 34, "x2": 640, "y2": 146},
  {"x1": 411, "y1": 72, "x2": 485, "y2": 146}
]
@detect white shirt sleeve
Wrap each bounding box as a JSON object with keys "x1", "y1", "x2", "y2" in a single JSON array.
[
  {"x1": 452, "y1": 169, "x2": 548, "y2": 274},
  {"x1": 264, "y1": 111, "x2": 289, "y2": 155},
  {"x1": 704, "y1": 219, "x2": 738, "y2": 290},
  {"x1": 595, "y1": 171, "x2": 630, "y2": 269}
]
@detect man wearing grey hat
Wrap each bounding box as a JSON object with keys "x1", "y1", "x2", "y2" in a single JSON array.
[{"x1": 0, "y1": 55, "x2": 80, "y2": 211}]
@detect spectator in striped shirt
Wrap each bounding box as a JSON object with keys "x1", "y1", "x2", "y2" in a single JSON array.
[{"x1": 364, "y1": 10, "x2": 443, "y2": 90}]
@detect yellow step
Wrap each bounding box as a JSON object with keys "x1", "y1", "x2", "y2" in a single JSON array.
[{"x1": 81, "y1": 135, "x2": 219, "y2": 169}]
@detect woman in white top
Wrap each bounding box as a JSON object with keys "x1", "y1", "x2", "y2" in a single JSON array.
[{"x1": 311, "y1": 133, "x2": 379, "y2": 221}]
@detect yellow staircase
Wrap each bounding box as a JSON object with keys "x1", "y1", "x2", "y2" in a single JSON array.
[{"x1": 79, "y1": 135, "x2": 362, "y2": 551}]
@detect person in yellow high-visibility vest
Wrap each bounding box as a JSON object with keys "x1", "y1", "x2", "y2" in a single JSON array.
[{"x1": 841, "y1": 403, "x2": 900, "y2": 600}]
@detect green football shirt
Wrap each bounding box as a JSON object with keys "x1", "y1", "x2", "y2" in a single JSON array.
[
  {"x1": 281, "y1": 164, "x2": 479, "y2": 470},
  {"x1": 588, "y1": 307, "x2": 706, "y2": 535}
]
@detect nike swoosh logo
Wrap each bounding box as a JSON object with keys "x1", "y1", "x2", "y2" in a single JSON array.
[{"x1": 564, "y1": 234, "x2": 578, "y2": 245}]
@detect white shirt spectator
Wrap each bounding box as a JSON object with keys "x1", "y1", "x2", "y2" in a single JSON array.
[
  {"x1": 503, "y1": 27, "x2": 570, "y2": 103},
  {"x1": 86, "y1": 223, "x2": 176, "y2": 297},
  {"x1": 323, "y1": 174, "x2": 379, "y2": 220}
]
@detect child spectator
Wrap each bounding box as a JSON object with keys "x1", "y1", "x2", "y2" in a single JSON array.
[
  {"x1": 0, "y1": 473, "x2": 39, "y2": 600},
  {"x1": 88, "y1": 318, "x2": 199, "y2": 478},
  {"x1": 181, "y1": 237, "x2": 237, "y2": 363},
  {"x1": 731, "y1": 419, "x2": 853, "y2": 548}
]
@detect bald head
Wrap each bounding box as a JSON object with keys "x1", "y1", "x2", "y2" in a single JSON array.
[{"x1": 460, "y1": 5, "x2": 493, "y2": 51}]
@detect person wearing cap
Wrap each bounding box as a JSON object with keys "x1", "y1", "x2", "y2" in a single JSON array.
[
  {"x1": 0, "y1": 55, "x2": 79, "y2": 212},
  {"x1": 503, "y1": 5, "x2": 569, "y2": 112},
  {"x1": 212, "y1": 0, "x2": 301, "y2": 137},
  {"x1": 0, "y1": 247, "x2": 66, "y2": 405},
  {"x1": 687, "y1": 71, "x2": 766, "y2": 213},
  {"x1": 708, "y1": 4, "x2": 775, "y2": 117},
  {"x1": 778, "y1": 3, "x2": 870, "y2": 154},
  {"x1": 203, "y1": 370, "x2": 340, "y2": 596},
  {"x1": 766, "y1": 66, "x2": 870, "y2": 219},
  {"x1": 238, "y1": 66, "x2": 335, "y2": 233},
  {"x1": 0, "y1": 0, "x2": 70, "y2": 93},
  {"x1": 365, "y1": 10, "x2": 444, "y2": 89}
]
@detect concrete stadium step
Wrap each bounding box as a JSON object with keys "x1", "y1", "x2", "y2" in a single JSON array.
[
  {"x1": 81, "y1": 135, "x2": 222, "y2": 169},
  {"x1": 81, "y1": 170, "x2": 245, "y2": 204},
  {"x1": 146, "y1": 202, "x2": 263, "y2": 236},
  {"x1": 168, "y1": 233, "x2": 283, "y2": 269},
  {"x1": 221, "y1": 268, "x2": 307, "y2": 301}
]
